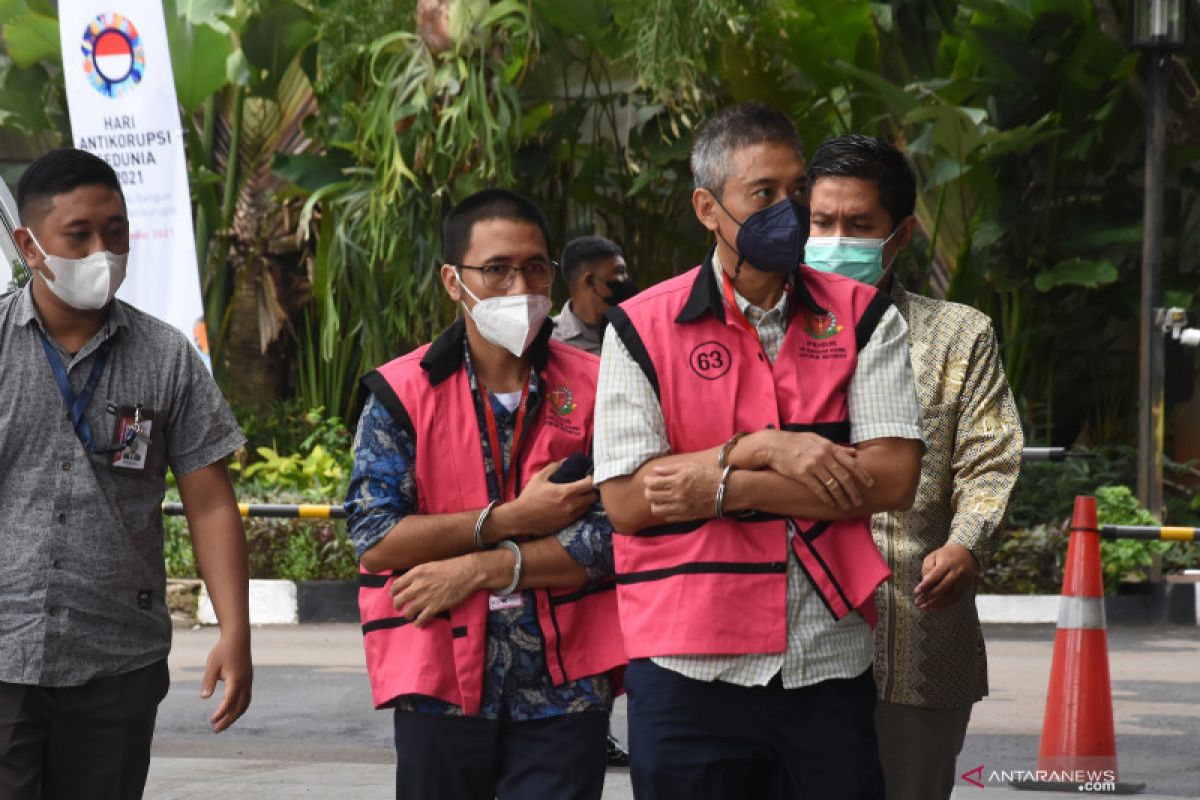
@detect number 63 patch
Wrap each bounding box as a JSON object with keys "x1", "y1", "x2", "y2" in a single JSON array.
[{"x1": 689, "y1": 341, "x2": 732, "y2": 380}]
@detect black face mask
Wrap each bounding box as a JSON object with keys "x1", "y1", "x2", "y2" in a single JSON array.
[
  {"x1": 713, "y1": 195, "x2": 810, "y2": 274},
  {"x1": 600, "y1": 278, "x2": 640, "y2": 306}
]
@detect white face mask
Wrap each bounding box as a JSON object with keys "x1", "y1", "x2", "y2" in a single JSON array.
[
  {"x1": 458, "y1": 274, "x2": 552, "y2": 357},
  {"x1": 27, "y1": 231, "x2": 128, "y2": 310}
]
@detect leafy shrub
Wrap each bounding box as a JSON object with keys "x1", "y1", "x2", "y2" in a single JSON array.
[
  {"x1": 163, "y1": 404, "x2": 358, "y2": 581},
  {"x1": 1006, "y1": 446, "x2": 1136, "y2": 530},
  {"x1": 163, "y1": 488, "x2": 197, "y2": 579},
  {"x1": 979, "y1": 524, "x2": 1066, "y2": 595},
  {"x1": 1095, "y1": 485, "x2": 1165, "y2": 592},
  {"x1": 164, "y1": 488, "x2": 357, "y2": 581},
  {"x1": 990, "y1": 448, "x2": 1200, "y2": 593},
  {"x1": 235, "y1": 401, "x2": 354, "y2": 466},
  {"x1": 236, "y1": 444, "x2": 348, "y2": 498}
]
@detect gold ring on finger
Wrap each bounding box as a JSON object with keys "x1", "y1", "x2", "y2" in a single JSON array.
[{"x1": 824, "y1": 477, "x2": 837, "y2": 489}]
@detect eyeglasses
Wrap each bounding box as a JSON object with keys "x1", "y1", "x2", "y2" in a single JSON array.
[{"x1": 456, "y1": 260, "x2": 557, "y2": 291}]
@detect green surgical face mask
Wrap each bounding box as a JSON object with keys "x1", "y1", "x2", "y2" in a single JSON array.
[{"x1": 804, "y1": 230, "x2": 898, "y2": 286}]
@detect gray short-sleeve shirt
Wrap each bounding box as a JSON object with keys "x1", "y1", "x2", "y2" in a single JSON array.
[{"x1": 0, "y1": 284, "x2": 245, "y2": 686}]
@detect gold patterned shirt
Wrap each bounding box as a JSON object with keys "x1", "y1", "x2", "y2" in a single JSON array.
[{"x1": 872, "y1": 281, "x2": 1023, "y2": 709}]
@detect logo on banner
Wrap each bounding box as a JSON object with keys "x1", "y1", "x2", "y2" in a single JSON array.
[{"x1": 82, "y1": 14, "x2": 145, "y2": 98}]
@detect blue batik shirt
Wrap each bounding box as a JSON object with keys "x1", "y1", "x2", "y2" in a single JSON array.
[{"x1": 345, "y1": 341, "x2": 614, "y2": 720}]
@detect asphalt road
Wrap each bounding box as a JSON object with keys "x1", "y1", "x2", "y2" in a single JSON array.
[{"x1": 146, "y1": 623, "x2": 1200, "y2": 798}]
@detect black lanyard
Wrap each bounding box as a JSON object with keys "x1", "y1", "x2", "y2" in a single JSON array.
[{"x1": 35, "y1": 328, "x2": 127, "y2": 454}]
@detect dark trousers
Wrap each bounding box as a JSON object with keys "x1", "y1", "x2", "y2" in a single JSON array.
[
  {"x1": 625, "y1": 659, "x2": 885, "y2": 800},
  {"x1": 875, "y1": 700, "x2": 973, "y2": 800},
  {"x1": 392, "y1": 708, "x2": 608, "y2": 800},
  {"x1": 0, "y1": 660, "x2": 169, "y2": 800}
]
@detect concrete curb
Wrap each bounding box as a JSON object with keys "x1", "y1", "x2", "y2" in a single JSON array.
[
  {"x1": 198, "y1": 580, "x2": 299, "y2": 625},
  {"x1": 179, "y1": 581, "x2": 1200, "y2": 626},
  {"x1": 975, "y1": 594, "x2": 1060, "y2": 623},
  {"x1": 193, "y1": 579, "x2": 355, "y2": 625}
]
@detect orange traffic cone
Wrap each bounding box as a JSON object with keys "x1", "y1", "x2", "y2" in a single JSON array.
[{"x1": 1011, "y1": 495, "x2": 1144, "y2": 794}]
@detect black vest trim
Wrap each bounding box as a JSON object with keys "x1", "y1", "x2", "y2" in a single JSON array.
[
  {"x1": 548, "y1": 579, "x2": 616, "y2": 606},
  {"x1": 798, "y1": 520, "x2": 831, "y2": 544},
  {"x1": 605, "y1": 304, "x2": 661, "y2": 402},
  {"x1": 360, "y1": 610, "x2": 451, "y2": 635},
  {"x1": 544, "y1": 591, "x2": 569, "y2": 681},
  {"x1": 781, "y1": 421, "x2": 852, "y2": 444},
  {"x1": 854, "y1": 290, "x2": 894, "y2": 353},
  {"x1": 358, "y1": 570, "x2": 407, "y2": 589},
  {"x1": 362, "y1": 370, "x2": 417, "y2": 442},
  {"x1": 616, "y1": 560, "x2": 787, "y2": 585},
  {"x1": 789, "y1": 549, "x2": 838, "y2": 620},
  {"x1": 794, "y1": 537, "x2": 854, "y2": 616},
  {"x1": 634, "y1": 512, "x2": 782, "y2": 537}
]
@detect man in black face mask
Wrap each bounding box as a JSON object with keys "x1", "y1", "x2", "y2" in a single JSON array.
[
  {"x1": 593, "y1": 103, "x2": 925, "y2": 800},
  {"x1": 552, "y1": 235, "x2": 638, "y2": 356}
]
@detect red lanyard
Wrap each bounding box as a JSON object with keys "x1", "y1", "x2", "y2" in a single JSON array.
[
  {"x1": 721, "y1": 269, "x2": 763, "y2": 344},
  {"x1": 479, "y1": 380, "x2": 530, "y2": 500}
]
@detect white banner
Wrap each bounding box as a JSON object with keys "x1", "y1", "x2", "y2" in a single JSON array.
[{"x1": 57, "y1": 1, "x2": 209, "y2": 366}]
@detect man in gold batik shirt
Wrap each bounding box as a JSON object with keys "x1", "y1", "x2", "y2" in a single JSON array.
[{"x1": 806, "y1": 134, "x2": 1023, "y2": 800}]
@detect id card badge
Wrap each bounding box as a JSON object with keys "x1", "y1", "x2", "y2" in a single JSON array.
[
  {"x1": 488, "y1": 593, "x2": 524, "y2": 611},
  {"x1": 110, "y1": 404, "x2": 155, "y2": 470}
]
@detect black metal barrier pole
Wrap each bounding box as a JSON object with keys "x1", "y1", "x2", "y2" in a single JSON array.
[
  {"x1": 162, "y1": 502, "x2": 346, "y2": 520},
  {"x1": 1022, "y1": 448, "x2": 1094, "y2": 462},
  {"x1": 1100, "y1": 525, "x2": 1199, "y2": 542}
]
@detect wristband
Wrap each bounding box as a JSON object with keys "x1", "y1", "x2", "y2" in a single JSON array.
[
  {"x1": 715, "y1": 464, "x2": 736, "y2": 520},
  {"x1": 496, "y1": 539, "x2": 523, "y2": 596},
  {"x1": 474, "y1": 500, "x2": 499, "y2": 551},
  {"x1": 718, "y1": 432, "x2": 748, "y2": 469}
]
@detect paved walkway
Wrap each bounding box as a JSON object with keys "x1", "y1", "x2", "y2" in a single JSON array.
[{"x1": 144, "y1": 623, "x2": 1200, "y2": 798}]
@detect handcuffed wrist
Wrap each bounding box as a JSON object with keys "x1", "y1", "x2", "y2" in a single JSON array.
[
  {"x1": 718, "y1": 432, "x2": 749, "y2": 469},
  {"x1": 715, "y1": 465, "x2": 737, "y2": 520},
  {"x1": 474, "y1": 500, "x2": 499, "y2": 550},
  {"x1": 495, "y1": 540, "x2": 522, "y2": 595}
]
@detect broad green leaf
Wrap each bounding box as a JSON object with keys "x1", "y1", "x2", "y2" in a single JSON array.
[
  {"x1": 0, "y1": 62, "x2": 54, "y2": 134},
  {"x1": 174, "y1": 0, "x2": 238, "y2": 28},
  {"x1": 3, "y1": 9, "x2": 60, "y2": 68},
  {"x1": 831, "y1": 60, "x2": 918, "y2": 116},
  {"x1": 1070, "y1": 226, "x2": 1142, "y2": 248},
  {"x1": 166, "y1": 18, "x2": 232, "y2": 112},
  {"x1": 924, "y1": 155, "x2": 969, "y2": 189},
  {"x1": 273, "y1": 152, "x2": 355, "y2": 192},
  {"x1": 520, "y1": 101, "x2": 554, "y2": 136},
  {"x1": 241, "y1": 0, "x2": 317, "y2": 98},
  {"x1": 1034, "y1": 258, "x2": 1118, "y2": 292}
]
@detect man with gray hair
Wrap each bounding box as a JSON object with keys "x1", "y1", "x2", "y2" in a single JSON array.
[{"x1": 593, "y1": 103, "x2": 924, "y2": 799}]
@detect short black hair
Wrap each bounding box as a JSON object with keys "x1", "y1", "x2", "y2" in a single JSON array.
[
  {"x1": 559, "y1": 235, "x2": 623, "y2": 286},
  {"x1": 808, "y1": 134, "x2": 917, "y2": 228},
  {"x1": 442, "y1": 188, "x2": 552, "y2": 266},
  {"x1": 16, "y1": 148, "x2": 125, "y2": 226},
  {"x1": 690, "y1": 103, "x2": 805, "y2": 197}
]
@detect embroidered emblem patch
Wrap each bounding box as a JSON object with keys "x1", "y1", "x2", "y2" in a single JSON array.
[
  {"x1": 803, "y1": 309, "x2": 843, "y2": 340},
  {"x1": 689, "y1": 341, "x2": 732, "y2": 380},
  {"x1": 548, "y1": 385, "x2": 577, "y2": 416}
]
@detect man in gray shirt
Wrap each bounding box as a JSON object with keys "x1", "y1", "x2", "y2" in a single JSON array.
[
  {"x1": 551, "y1": 235, "x2": 637, "y2": 356},
  {"x1": 0, "y1": 149, "x2": 252, "y2": 799}
]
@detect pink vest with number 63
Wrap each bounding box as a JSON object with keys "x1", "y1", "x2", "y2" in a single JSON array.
[
  {"x1": 606, "y1": 256, "x2": 894, "y2": 660},
  {"x1": 357, "y1": 321, "x2": 625, "y2": 715}
]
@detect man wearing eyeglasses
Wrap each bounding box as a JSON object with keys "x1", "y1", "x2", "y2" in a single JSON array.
[{"x1": 345, "y1": 188, "x2": 624, "y2": 800}]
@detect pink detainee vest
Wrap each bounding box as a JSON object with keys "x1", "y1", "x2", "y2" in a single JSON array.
[
  {"x1": 607, "y1": 258, "x2": 894, "y2": 660},
  {"x1": 357, "y1": 323, "x2": 625, "y2": 714}
]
